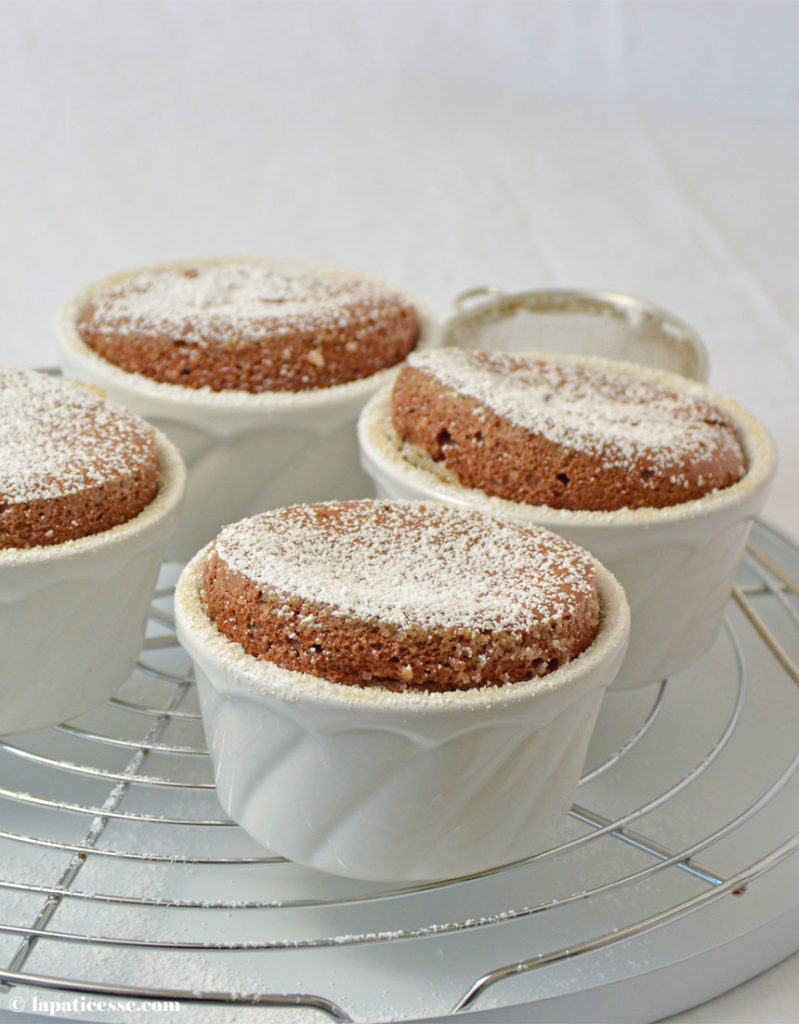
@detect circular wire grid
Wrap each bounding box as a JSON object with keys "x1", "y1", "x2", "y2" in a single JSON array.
[{"x1": 1, "y1": 520, "x2": 798, "y2": 1023}]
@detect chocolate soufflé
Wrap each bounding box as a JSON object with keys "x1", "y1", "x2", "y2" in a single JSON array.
[
  {"x1": 201, "y1": 500, "x2": 601, "y2": 693},
  {"x1": 391, "y1": 349, "x2": 746, "y2": 511},
  {"x1": 76, "y1": 262, "x2": 420, "y2": 393},
  {"x1": 0, "y1": 368, "x2": 160, "y2": 549}
]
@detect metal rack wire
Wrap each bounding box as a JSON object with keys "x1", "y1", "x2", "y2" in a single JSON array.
[{"x1": 1, "y1": 519, "x2": 798, "y2": 1023}]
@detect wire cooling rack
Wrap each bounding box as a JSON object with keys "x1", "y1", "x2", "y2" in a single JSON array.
[{"x1": 1, "y1": 519, "x2": 798, "y2": 1023}]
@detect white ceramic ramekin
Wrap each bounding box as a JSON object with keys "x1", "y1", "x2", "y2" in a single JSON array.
[
  {"x1": 175, "y1": 544, "x2": 629, "y2": 881},
  {"x1": 56, "y1": 258, "x2": 440, "y2": 563},
  {"x1": 358, "y1": 355, "x2": 777, "y2": 691},
  {"x1": 0, "y1": 433, "x2": 185, "y2": 735}
]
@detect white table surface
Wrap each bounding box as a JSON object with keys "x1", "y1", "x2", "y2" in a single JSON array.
[{"x1": 1, "y1": 2, "x2": 797, "y2": 1020}]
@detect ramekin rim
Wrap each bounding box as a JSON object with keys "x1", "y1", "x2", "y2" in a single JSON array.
[
  {"x1": 0, "y1": 429, "x2": 186, "y2": 565},
  {"x1": 357, "y1": 352, "x2": 778, "y2": 530},
  {"x1": 174, "y1": 534, "x2": 630, "y2": 714},
  {"x1": 56, "y1": 255, "x2": 440, "y2": 413}
]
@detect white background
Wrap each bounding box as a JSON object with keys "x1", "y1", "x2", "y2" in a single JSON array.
[{"x1": 1, "y1": 1, "x2": 798, "y2": 1020}]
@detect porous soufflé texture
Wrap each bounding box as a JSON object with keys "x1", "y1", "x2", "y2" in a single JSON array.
[
  {"x1": 77, "y1": 262, "x2": 420, "y2": 392},
  {"x1": 0, "y1": 368, "x2": 160, "y2": 549},
  {"x1": 201, "y1": 500, "x2": 601, "y2": 693},
  {"x1": 391, "y1": 350, "x2": 746, "y2": 511}
]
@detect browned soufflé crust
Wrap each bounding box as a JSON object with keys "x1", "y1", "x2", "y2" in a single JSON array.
[
  {"x1": 391, "y1": 350, "x2": 747, "y2": 511},
  {"x1": 76, "y1": 262, "x2": 420, "y2": 392},
  {"x1": 201, "y1": 500, "x2": 601, "y2": 693},
  {"x1": 0, "y1": 368, "x2": 160, "y2": 549}
]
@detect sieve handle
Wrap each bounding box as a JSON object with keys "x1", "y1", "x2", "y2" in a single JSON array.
[{"x1": 453, "y1": 285, "x2": 506, "y2": 311}]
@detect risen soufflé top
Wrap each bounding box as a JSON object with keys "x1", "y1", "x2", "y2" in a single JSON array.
[
  {"x1": 77, "y1": 262, "x2": 420, "y2": 392},
  {"x1": 201, "y1": 499, "x2": 601, "y2": 693},
  {"x1": 391, "y1": 349, "x2": 747, "y2": 511},
  {"x1": 0, "y1": 368, "x2": 160, "y2": 549}
]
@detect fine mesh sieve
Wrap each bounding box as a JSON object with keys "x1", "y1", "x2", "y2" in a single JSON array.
[{"x1": 445, "y1": 287, "x2": 709, "y2": 381}]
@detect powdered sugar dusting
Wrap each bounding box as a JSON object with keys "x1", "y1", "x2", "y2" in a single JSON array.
[
  {"x1": 0, "y1": 368, "x2": 155, "y2": 503},
  {"x1": 79, "y1": 263, "x2": 408, "y2": 347},
  {"x1": 213, "y1": 500, "x2": 597, "y2": 633},
  {"x1": 408, "y1": 349, "x2": 744, "y2": 475}
]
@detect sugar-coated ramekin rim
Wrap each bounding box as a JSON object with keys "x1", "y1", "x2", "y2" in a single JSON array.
[
  {"x1": 357, "y1": 350, "x2": 778, "y2": 532},
  {"x1": 0, "y1": 429, "x2": 186, "y2": 567},
  {"x1": 174, "y1": 530, "x2": 630, "y2": 715},
  {"x1": 56, "y1": 255, "x2": 440, "y2": 417}
]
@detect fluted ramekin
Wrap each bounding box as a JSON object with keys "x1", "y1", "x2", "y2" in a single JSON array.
[
  {"x1": 358, "y1": 355, "x2": 777, "y2": 691},
  {"x1": 56, "y1": 258, "x2": 439, "y2": 562},
  {"x1": 175, "y1": 543, "x2": 629, "y2": 881},
  {"x1": 0, "y1": 432, "x2": 185, "y2": 735}
]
